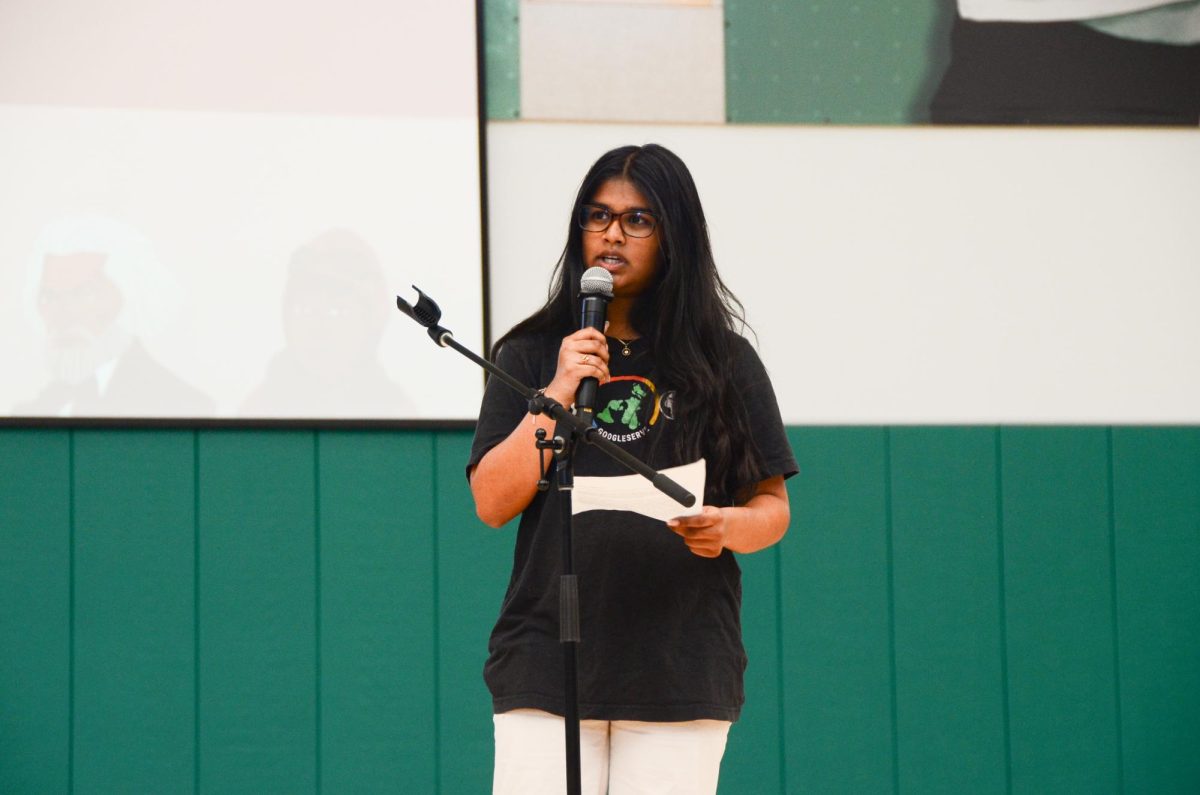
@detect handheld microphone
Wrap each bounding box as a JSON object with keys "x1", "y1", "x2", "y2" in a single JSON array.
[{"x1": 575, "y1": 266, "x2": 613, "y2": 416}]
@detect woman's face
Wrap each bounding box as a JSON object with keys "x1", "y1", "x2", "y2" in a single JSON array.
[{"x1": 581, "y1": 178, "x2": 661, "y2": 300}]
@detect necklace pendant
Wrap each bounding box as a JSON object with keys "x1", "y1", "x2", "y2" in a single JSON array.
[{"x1": 622, "y1": 345, "x2": 632, "y2": 357}]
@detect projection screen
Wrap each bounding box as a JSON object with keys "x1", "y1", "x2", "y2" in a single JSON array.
[{"x1": 0, "y1": 0, "x2": 485, "y2": 422}]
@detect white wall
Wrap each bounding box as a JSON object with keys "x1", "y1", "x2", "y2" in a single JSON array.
[{"x1": 487, "y1": 121, "x2": 1200, "y2": 424}]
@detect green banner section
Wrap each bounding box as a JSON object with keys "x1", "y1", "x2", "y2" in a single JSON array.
[
  {"x1": 725, "y1": 1, "x2": 950, "y2": 124},
  {"x1": 484, "y1": 0, "x2": 521, "y2": 121},
  {"x1": 482, "y1": 1, "x2": 953, "y2": 125}
]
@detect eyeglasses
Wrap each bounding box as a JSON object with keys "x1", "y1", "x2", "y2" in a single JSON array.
[{"x1": 577, "y1": 204, "x2": 659, "y2": 238}]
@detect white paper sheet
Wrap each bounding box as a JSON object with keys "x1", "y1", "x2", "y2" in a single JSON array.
[{"x1": 571, "y1": 459, "x2": 705, "y2": 522}]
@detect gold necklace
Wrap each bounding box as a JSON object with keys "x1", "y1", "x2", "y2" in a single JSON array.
[{"x1": 613, "y1": 336, "x2": 634, "y2": 357}]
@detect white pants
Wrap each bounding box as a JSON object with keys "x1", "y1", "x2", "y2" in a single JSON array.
[{"x1": 493, "y1": 708, "x2": 731, "y2": 795}]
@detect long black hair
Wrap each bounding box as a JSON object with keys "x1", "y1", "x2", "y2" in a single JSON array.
[{"x1": 494, "y1": 144, "x2": 766, "y2": 504}]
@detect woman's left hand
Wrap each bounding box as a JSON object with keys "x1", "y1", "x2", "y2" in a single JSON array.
[
  {"x1": 665, "y1": 476, "x2": 790, "y2": 557},
  {"x1": 667, "y1": 507, "x2": 728, "y2": 558}
]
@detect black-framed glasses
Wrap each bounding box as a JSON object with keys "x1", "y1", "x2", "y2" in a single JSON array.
[{"x1": 577, "y1": 204, "x2": 659, "y2": 238}]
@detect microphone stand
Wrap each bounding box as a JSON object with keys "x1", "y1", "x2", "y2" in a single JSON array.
[{"x1": 397, "y1": 288, "x2": 695, "y2": 795}]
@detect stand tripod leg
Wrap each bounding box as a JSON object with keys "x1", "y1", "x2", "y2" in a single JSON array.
[
  {"x1": 563, "y1": 641, "x2": 582, "y2": 795},
  {"x1": 557, "y1": 457, "x2": 583, "y2": 795}
]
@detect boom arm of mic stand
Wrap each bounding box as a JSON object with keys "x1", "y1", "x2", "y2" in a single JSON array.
[{"x1": 395, "y1": 291, "x2": 696, "y2": 510}]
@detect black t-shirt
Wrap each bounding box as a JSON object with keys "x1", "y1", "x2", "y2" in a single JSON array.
[{"x1": 467, "y1": 330, "x2": 797, "y2": 722}]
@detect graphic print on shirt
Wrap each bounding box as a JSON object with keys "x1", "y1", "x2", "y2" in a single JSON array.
[{"x1": 593, "y1": 375, "x2": 661, "y2": 443}]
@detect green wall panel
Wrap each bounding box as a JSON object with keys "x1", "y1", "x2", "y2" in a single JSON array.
[
  {"x1": 3, "y1": 425, "x2": 1199, "y2": 792},
  {"x1": 1001, "y1": 427, "x2": 1121, "y2": 794},
  {"x1": 318, "y1": 431, "x2": 438, "y2": 791},
  {"x1": 483, "y1": 0, "x2": 520, "y2": 120},
  {"x1": 72, "y1": 430, "x2": 196, "y2": 793},
  {"x1": 1112, "y1": 427, "x2": 1200, "y2": 794},
  {"x1": 725, "y1": 1, "x2": 952, "y2": 124},
  {"x1": 0, "y1": 429, "x2": 70, "y2": 794},
  {"x1": 197, "y1": 431, "x2": 317, "y2": 793},
  {"x1": 781, "y1": 427, "x2": 894, "y2": 793},
  {"x1": 890, "y1": 427, "x2": 1007, "y2": 794},
  {"x1": 434, "y1": 430, "x2": 513, "y2": 794},
  {"x1": 722, "y1": 544, "x2": 784, "y2": 794}
]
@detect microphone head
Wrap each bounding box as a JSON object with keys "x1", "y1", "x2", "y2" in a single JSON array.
[{"x1": 580, "y1": 266, "x2": 613, "y2": 299}]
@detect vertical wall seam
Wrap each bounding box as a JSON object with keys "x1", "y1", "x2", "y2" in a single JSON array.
[
  {"x1": 431, "y1": 433, "x2": 442, "y2": 793},
  {"x1": 774, "y1": 543, "x2": 786, "y2": 795},
  {"x1": 314, "y1": 431, "x2": 323, "y2": 794},
  {"x1": 193, "y1": 430, "x2": 201, "y2": 795},
  {"x1": 884, "y1": 428, "x2": 899, "y2": 795},
  {"x1": 68, "y1": 430, "x2": 75, "y2": 795},
  {"x1": 995, "y1": 427, "x2": 1013, "y2": 795},
  {"x1": 1106, "y1": 427, "x2": 1125, "y2": 793}
]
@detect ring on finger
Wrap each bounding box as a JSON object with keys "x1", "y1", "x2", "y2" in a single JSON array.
[{"x1": 581, "y1": 354, "x2": 590, "y2": 365}]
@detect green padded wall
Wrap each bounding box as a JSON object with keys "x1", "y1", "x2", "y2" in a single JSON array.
[
  {"x1": 1112, "y1": 428, "x2": 1200, "y2": 792},
  {"x1": 318, "y1": 431, "x2": 437, "y2": 790},
  {"x1": 890, "y1": 427, "x2": 1006, "y2": 793},
  {"x1": 0, "y1": 429, "x2": 69, "y2": 793},
  {"x1": 73, "y1": 430, "x2": 195, "y2": 791},
  {"x1": 1002, "y1": 428, "x2": 1120, "y2": 792},
  {"x1": 783, "y1": 427, "x2": 893, "y2": 792},
  {"x1": 2, "y1": 426, "x2": 1198, "y2": 793}
]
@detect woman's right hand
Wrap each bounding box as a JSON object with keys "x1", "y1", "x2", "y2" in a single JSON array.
[
  {"x1": 470, "y1": 326, "x2": 612, "y2": 527},
  {"x1": 544, "y1": 327, "x2": 610, "y2": 407}
]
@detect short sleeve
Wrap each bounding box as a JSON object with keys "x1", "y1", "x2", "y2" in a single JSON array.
[
  {"x1": 733, "y1": 336, "x2": 798, "y2": 483},
  {"x1": 466, "y1": 336, "x2": 551, "y2": 479}
]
